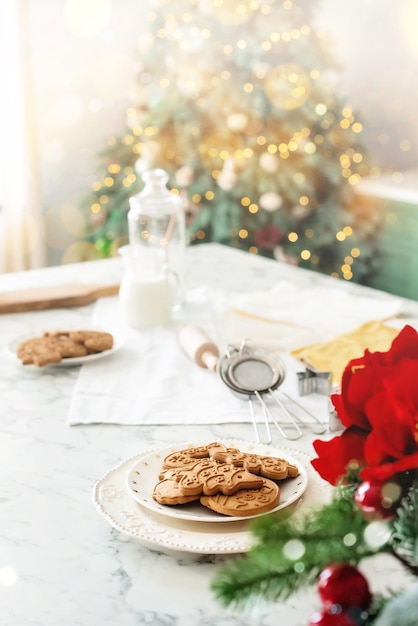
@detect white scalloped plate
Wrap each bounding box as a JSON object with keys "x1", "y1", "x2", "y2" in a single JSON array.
[
  {"x1": 126, "y1": 442, "x2": 307, "y2": 523},
  {"x1": 6, "y1": 326, "x2": 126, "y2": 368},
  {"x1": 93, "y1": 440, "x2": 331, "y2": 554}
]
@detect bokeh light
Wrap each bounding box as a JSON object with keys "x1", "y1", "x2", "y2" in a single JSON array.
[
  {"x1": 265, "y1": 63, "x2": 311, "y2": 110},
  {"x1": 364, "y1": 521, "x2": 392, "y2": 549},
  {"x1": 283, "y1": 539, "x2": 306, "y2": 560}
]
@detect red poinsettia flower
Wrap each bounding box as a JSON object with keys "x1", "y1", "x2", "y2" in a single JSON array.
[{"x1": 311, "y1": 325, "x2": 418, "y2": 485}]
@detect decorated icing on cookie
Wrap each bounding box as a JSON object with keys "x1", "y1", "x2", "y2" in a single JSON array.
[{"x1": 200, "y1": 478, "x2": 280, "y2": 517}]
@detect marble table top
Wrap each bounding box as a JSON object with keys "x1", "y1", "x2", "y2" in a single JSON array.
[{"x1": 1, "y1": 243, "x2": 416, "y2": 626}]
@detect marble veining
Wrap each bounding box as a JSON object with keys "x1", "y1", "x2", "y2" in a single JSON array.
[{"x1": 1, "y1": 244, "x2": 416, "y2": 626}]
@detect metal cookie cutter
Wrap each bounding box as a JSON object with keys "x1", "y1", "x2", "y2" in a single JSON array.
[
  {"x1": 218, "y1": 340, "x2": 327, "y2": 444},
  {"x1": 297, "y1": 368, "x2": 332, "y2": 396},
  {"x1": 297, "y1": 368, "x2": 345, "y2": 432}
]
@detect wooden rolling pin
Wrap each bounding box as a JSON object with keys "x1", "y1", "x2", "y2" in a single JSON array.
[
  {"x1": 177, "y1": 325, "x2": 220, "y2": 372},
  {"x1": 0, "y1": 283, "x2": 120, "y2": 314}
]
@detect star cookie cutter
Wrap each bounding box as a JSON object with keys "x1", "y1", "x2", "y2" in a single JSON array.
[{"x1": 296, "y1": 368, "x2": 332, "y2": 396}]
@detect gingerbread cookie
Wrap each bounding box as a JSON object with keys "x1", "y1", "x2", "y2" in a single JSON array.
[
  {"x1": 161, "y1": 442, "x2": 228, "y2": 469},
  {"x1": 17, "y1": 337, "x2": 63, "y2": 366},
  {"x1": 200, "y1": 478, "x2": 280, "y2": 517},
  {"x1": 210, "y1": 448, "x2": 299, "y2": 480},
  {"x1": 68, "y1": 330, "x2": 114, "y2": 353},
  {"x1": 152, "y1": 479, "x2": 200, "y2": 506}
]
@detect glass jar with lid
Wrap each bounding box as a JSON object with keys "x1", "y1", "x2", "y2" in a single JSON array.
[{"x1": 127, "y1": 168, "x2": 186, "y2": 312}]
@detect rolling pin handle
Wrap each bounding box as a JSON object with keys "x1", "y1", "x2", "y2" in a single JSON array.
[
  {"x1": 200, "y1": 350, "x2": 219, "y2": 372},
  {"x1": 177, "y1": 325, "x2": 219, "y2": 372}
]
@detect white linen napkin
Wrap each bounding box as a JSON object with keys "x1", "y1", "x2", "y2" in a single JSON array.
[
  {"x1": 68, "y1": 293, "x2": 249, "y2": 426},
  {"x1": 68, "y1": 282, "x2": 403, "y2": 427}
]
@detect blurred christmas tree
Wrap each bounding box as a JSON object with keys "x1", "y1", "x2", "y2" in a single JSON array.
[{"x1": 82, "y1": 0, "x2": 381, "y2": 282}]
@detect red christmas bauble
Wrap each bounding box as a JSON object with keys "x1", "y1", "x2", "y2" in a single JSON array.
[
  {"x1": 354, "y1": 479, "x2": 402, "y2": 520},
  {"x1": 309, "y1": 608, "x2": 358, "y2": 626},
  {"x1": 317, "y1": 563, "x2": 372, "y2": 610}
]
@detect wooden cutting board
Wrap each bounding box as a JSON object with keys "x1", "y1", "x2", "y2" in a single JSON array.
[{"x1": 0, "y1": 283, "x2": 120, "y2": 314}]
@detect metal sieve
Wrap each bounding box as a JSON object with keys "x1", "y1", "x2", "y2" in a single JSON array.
[
  {"x1": 177, "y1": 325, "x2": 326, "y2": 446},
  {"x1": 228, "y1": 354, "x2": 284, "y2": 392},
  {"x1": 218, "y1": 340, "x2": 326, "y2": 444}
]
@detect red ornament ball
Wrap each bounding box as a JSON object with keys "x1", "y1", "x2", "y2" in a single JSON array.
[
  {"x1": 309, "y1": 608, "x2": 358, "y2": 626},
  {"x1": 317, "y1": 563, "x2": 372, "y2": 610},
  {"x1": 354, "y1": 479, "x2": 402, "y2": 520}
]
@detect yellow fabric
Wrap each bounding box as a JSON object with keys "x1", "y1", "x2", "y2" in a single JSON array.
[{"x1": 291, "y1": 321, "x2": 399, "y2": 385}]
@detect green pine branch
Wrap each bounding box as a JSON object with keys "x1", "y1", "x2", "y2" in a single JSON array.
[{"x1": 211, "y1": 483, "x2": 384, "y2": 611}]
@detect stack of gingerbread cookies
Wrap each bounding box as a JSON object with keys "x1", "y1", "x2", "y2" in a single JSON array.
[{"x1": 153, "y1": 442, "x2": 300, "y2": 517}]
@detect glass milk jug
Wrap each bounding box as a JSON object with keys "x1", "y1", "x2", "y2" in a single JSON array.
[
  {"x1": 122, "y1": 168, "x2": 186, "y2": 328},
  {"x1": 118, "y1": 244, "x2": 173, "y2": 329}
]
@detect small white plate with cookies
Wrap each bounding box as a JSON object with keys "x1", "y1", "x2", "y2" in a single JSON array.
[
  {"x1": 126, "y1": 440, "x2": 308, "y2": 523},
  {"x1": 6, "y1": 326, "x2": 125, "y2": 368}
]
